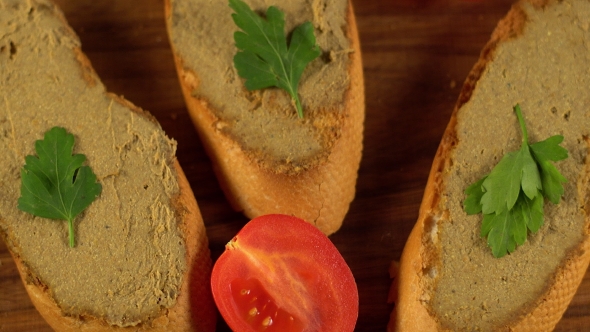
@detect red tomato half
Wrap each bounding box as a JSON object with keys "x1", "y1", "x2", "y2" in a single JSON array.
[{"x1": 211, "y1": 214, "x2": 358, "y2": 332}]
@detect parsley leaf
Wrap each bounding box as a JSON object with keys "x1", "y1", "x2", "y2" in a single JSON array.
[
  {"x1": 18, "y1": 127, "x2": 102, "y2": 248},
  {"x1": 479, "y1": 108, "x2": 541, "y2": 214},
  {"x1": 464, "y1": 104, "x2": 568, "y2": 258},
  {"x1": 519, "y1": 193, "x2": 544, "y2": 233},
  {"x1": 229, "y1": 0, "x2": 321, "y2": 118},
  {"x1": 481, "y1": 209, "x2": 519, "y2": 257},
  {"x1": 530, "y1": 135, "x2": 568, "y2": 204},
  {"x1": 464, "y1": 177, "x2": 486, "y2": 215}
]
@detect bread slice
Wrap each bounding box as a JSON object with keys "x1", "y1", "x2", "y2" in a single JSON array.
[
  {"x1": 164, "y1": 0, "x2": 364, "y2": 235},
  {"x1": 0, "y1": 1, "x2": 216, "y2": 330},
  {"x1": 390, "y1": 0, "x2": 590, "y2": 331}
]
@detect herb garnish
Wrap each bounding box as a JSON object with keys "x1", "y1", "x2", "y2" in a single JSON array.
[
  {"x1": 18, "y1": 127, "x2": 102, "y2": 248},
  {"x1": 464, "y1": 104, "x2": 568, "y2": 258},
  {"x1": 229, "y1": 0, "x2": 321, "y2": 118}
]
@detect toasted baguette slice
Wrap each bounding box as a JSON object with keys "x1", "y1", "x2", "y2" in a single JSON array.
[
  {"x1": 164, "y1": 0, "x2": 364, "y2": 235},
  {"x1": 391, "y1": 0, "x2": 590, "y2": 331},
  {"x1": 0, "y1": 1, "x2": 215, "y2": 331}
]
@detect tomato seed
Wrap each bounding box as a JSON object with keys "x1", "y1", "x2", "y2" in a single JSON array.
[
  {"x1": 262, "y1": 316, "x2": 273, "y2": 327},
  {"x1": 230, "y1": 278, "x2": 305, "y2": 332},
  {"x1": 249, "y1": 307, "x2": 258, "y2": 317}
]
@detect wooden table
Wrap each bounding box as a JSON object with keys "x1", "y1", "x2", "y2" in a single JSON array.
[{"x1": 1, "y1": 0, "x2": 589, "y2": 331}]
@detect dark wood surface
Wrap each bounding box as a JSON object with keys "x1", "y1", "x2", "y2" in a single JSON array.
[{"x1": 1, "y1": 0, "x2": 589, "y2": 331}]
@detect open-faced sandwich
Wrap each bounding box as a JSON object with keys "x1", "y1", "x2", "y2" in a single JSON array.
[
  {"x1": 391, "y1": 0, "x2": 590, "y2": 330},
  {"x1": 164, "y1": 0, "x2": 365, "y2": 235},
  {"x1": 0, "y1": 0, "x2": 216, "y2": 330}
]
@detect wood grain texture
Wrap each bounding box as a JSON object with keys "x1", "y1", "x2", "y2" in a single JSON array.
[{"x1": 0, "y1": 0, "x2": 588, "y2": 331}]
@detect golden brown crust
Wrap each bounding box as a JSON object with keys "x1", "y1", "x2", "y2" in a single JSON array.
[
  {"x1": 391, "y1": 147, "x2": 448, "y2": 332},
  {"x1": 391, "y1": 0, "x2": 590, "y2": 331},
  {"x1": 10, "y1": 161, "x2": 215, "y2": 332},
  {"x1": 164, "y1": 0, "x2": 364, "y2": 235}
]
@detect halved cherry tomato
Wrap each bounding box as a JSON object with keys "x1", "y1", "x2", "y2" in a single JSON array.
[{"x1": 210, "y1": 214, "x2": 358, "y2": 332}]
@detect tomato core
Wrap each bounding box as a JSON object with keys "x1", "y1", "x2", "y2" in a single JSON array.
[{"x1": 230, "y1": 278, "x2": 304, "y2": 332}]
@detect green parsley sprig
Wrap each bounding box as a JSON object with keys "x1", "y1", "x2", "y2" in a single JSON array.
[
  {"x1": 464, "y1": 104, "x2": 568, "y2": 258},
  {"x1": 229, "y1": 0, "x2": 321, "y2": 118},
  {"x1": 18, "y1": 127, "x2": 102, "y2": 248}
]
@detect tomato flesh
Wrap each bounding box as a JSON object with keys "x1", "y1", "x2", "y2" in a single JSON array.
[
  {"x1": 231, "y1": 278, "x2": 304, "y2": 332},
  {"x1": 210, "y1": 214, "x2": 358, "y2": 332}
]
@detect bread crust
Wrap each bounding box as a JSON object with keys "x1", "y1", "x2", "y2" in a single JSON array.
[
  {"x1": 164, "y1": 0, "x2": 365, "y2": 235},
  {"x1": 1, "y1": 1, "x2": 216, "y2": 330},
  {"x1": 390, "y1": 0, "x2": 590, "y2": 331}
]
